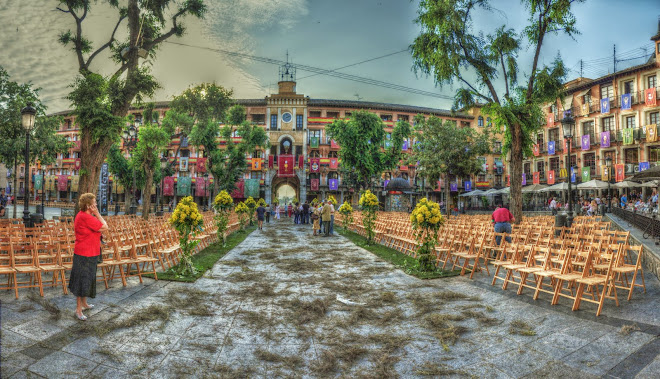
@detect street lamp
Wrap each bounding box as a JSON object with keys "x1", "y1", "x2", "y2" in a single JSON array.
[
  {"x1": 41, "y1": 165, "x2": 45, "y2": 218},
  {"x1": 203, "y1": 172, "x2": 209, "y2": 211},
  {"x1": 605, "y1": 156, "x2": 612, "y2": 213},
  {"x1": 561, "y1": 114, "x2": 575, "y2": 227},
  {"x1": 122, "y1": 124, "x2": 138, "y2": 215},
  {"x1": 159, "y1": 157, "x2": 168, "y2": 213},
  {"x1": 21, "y1": 103, "x2": 36, "y2": 226}
]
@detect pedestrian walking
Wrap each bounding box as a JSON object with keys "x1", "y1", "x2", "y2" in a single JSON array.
[
  {"x1": 492, "y1": 203, "x2": 514, "y2": 245},
  {"x1": 256, "y1": 203, "x2": 266, "y2": 230},
  {"x1": 265, "y1": 203, "x2": 271, "y2": 223},
  {"x1": 275, "y1": 204, "x2": 281, "y2": 220},
  {"x1": 302, "y1": 201, "x2": 310, "y2": 224},
  {"x1": 69, "y1": 193, "x2": 109, "y2": 321},
  {"x1": 549, "y1": 197, "x2": 558, "y2": 215},
  {"x1": 321, "y1": 200, "x2": 332, "y2": 237},
  {"x1": 329, "y1": 201, "x2": 335, "y2": 235},
  {"x1": 312, "y1": 206, "x2": 320, "y2": 236}
]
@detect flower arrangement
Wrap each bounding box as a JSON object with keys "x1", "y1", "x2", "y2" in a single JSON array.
[
  {"x1": 338, "y1": 201, "x2": 354, "y2": 230},
  {"x1": 257, "y1": 198, "x2": 266, "y2": 207},
  {"x1": 168, "y1": 196, "x2": 203, "y2": 275},
  {"x1": 234, "y1": 201, "x2": 250, "y2": 231},
  {"x1": 213, "y1": 190, "x2": 233, "y2": 246},
  {"x1": 244, "y1": 197, "x2": 257, "y2": 225},
  {"x1": 327, "y1": 195, "x2": 337, "y2": 205},
  {"x1": 410, "y1": 198, "x2": 445, "y2": 271},
  {"x1": 358, "y1": 190, "x2": 379, "y2": 243}
]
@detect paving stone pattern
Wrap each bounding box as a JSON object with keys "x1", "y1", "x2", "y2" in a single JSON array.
[{"x1": 1, "y1": 220, "x2": 659, "y2": 378}]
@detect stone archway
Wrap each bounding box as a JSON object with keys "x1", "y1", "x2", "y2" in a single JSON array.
[{"x1": 271, "y1": 175, "x2": 300, "y2": 206}]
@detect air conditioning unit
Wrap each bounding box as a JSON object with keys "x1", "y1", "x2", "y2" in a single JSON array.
[{"x1": 633, "y1": 165, "x2": 640, "y2": 173}]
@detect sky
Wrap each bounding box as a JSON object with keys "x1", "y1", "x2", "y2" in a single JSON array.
[{"x1": 0, "y1": 0, "x2": 659, "y2": 114}]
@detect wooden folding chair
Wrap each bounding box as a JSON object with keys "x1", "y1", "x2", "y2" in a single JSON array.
[
  {"x1": 572, "y1": 246, "x2": 619, "y2": 316},
  {"x1": 11, "y1": 236, "x2": 44, "y2": 297},
  {"x1": 0, "y1": 242, "x2": 18, "y2": 298},
  {"x1": 611, "y1": 245, "x2": 646, "y2": 301}
]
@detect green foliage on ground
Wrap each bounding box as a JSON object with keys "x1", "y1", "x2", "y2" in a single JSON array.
[
  {"x1": 338, "y1": 227, "x2": 461, "y2": 280},
  {"x1": 143, "y1": 226, "x2": 256, "y2": 282}
]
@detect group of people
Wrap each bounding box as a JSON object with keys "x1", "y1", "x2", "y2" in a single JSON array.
[{"x1": 256, "y1": 200, "x2": 337, "y2": 237}]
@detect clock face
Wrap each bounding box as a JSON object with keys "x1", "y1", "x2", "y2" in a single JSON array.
[{"x1": 282, "y1": 112, "x2": 292, "y2": 123}]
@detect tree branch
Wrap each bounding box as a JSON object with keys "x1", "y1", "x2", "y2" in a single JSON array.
[
  {"x1": 143, "y1": 8, "x2": 187, "y2": 50},
  {"x1": 457, "y1": 75, "x2": 492, "y2": 102},
  {"x1": 499, "y1": 49, "x2": 510, "y2": 99},
  {"x1": 66, "y1": 3, "x2": 86, "y2": 71},
  {"x1": 55, "y1": 7, "x2": 70, "y2": 13},
  {"x1": 526, "y1": 1, "x2": 551, "y2": 101},
  {"x1": 85, "y1": 14, "x2": 126, "y2": 69}
]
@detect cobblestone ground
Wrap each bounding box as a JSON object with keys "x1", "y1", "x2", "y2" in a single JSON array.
[{"x1": 1, "y1": 220, "x2": 659, "y2": 378}]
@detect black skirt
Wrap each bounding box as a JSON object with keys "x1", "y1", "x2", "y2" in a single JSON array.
[{"x1": 68, "y1": 254, "x2": 97, "y2": 298}]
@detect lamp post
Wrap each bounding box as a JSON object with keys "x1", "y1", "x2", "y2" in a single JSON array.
[
  {"x1": 122, "y1": 124, "x2": 138, "y2": 215},
  {"x1": 561, "y1": 114, "x2": 575, "y2": 227},
  {"x1": 21, "y1": 103, "x2": 36, "y2": 226},
  {"x1": 41, "y1": 166, "x2": 45, "y2": 217},
  {"x1": 203, "y1": 172, "x2": 209, "y2": 211},
  {"x1": 605, "y1": 156, "x2": 612, "y2": 213},
  {"x1": 159, "y1": 157, "x2": 168, "y2": 213}
]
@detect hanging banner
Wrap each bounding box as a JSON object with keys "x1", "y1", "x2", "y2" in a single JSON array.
[
  {"x1": 450, "y1": 182, "x2": 458, "y2": 192},
  {"x1": 328, "y1": 178, "x2": 338, "y2": 190},
  {"x1": 621, "y1": 93, "x2": 632, "y2": 110},
  {"x1": 601, "y1": 131, "x2": 611, "y2": 147},
  {"x1": 243, "y1": 179, "x2": 259, "y2": 198},
  {"x1": 463, "y1": 181, "x2": 471, "y2": 191},
  {"x1": 601, "y1": 166, "x2": 609, "y2": 182},
  {"x1": 548, "y1": 141, "x2": 555, "y2": 155},
  {"x1": 615, "y1": 164, "x2": 625, "y2": 182},
  {"x1": 97, "y1": 163, "x2": 109, "y2": 215},
  {"x1": 570, "y1": 167, "x2": 576, "y2": 183},
  {"x1": 600, "y1": 98, "x2": 610, "y2": 114},
  {"x1": 177, "y1": 176, "x2": 191, "y2": 196},
  {"x1": 71, "y1": 176, "x2": 80, "y2": 192},
  {"x1": 74, "y1": 158, "x2": 81, "y2": 170},
  {"x1": 196, "y1": 158, "x2": 207, "y2": 173},
  {"x1": 533, "y1": 144, "x2": 540, "y2": 156},
  {"x1": 195, "y1": 178, "x2": 208, "y2": 197},
  {"x1": 522, "y1": 173, "x2": 527, "y2": 186},
  {"x1": 298, "y1": 155, "x2": 304, "y2": 168},
  {"x1": 402, "y1": 140, "x2": 409, "y2": 150},
  {"x1": 179, "y1": 157, "x2": 189, "y2": 171},
  {"x1": 309, "y1": 137, "x2": 319, "y2": 148},
  {"x1": 278, "y1": 155, "x2": 295, "y2": 177},
  {"x1": 533, "y1": 172, "x2": 540, "y2": 185},
  {"x1": 329, "y1": 157, "x2": 338, "y2": 169},
  {"x1": 311, "y1": 178, "x2": 319, "y2": 191},
  {"x1": 251, "y1": 158, "x2": 262, "y2": 171},
  {"x1": 163, "y1": 176, "x2": 174, "y2": 196},
  {"x1": 546, "y1": 114, "x2": 553, "y2": 127},
  {"x1": 582, "y1": 167, "x2": 591, "y2": 182},
  {"x1": 34, "y1": 175, "x2": 43, "y2": 190},
  {"x1": 581, "y1": 134, "x2": 590, "y2": 150},
  {"x1": 231, "y1": 180, "x2": 244, "y2": 199},
  {"x1": 330, "y1": 140, "x2": 340, "y2": 149},
  {"x1": 310, "y1": 157, "x2": 320, "y2": 173},
  {"x1": 268, "y1": 155, "x2": 274, "y2": 168},
  {"x1": 563, "y1": 138, "x2": 568, "y2": 153},
  {"x1": 645, "y1": 88, "x2": 657, "y2": 106},
  {"x1": 639, "y1": 162, "x2": 650, "y2": 172},
  {"x1": 58, "y1": 175, "x2": 68, "y2": 191},
  {"x1": 581, "y1": 104, "x2": 589, "y2": 117},
  {"x1": 623, "y1": 128, "x2": 634, "y2": 145},
  {"x1": 647, "y1": 124, "x2": 657, "y2": 142},
  {"x1": 547, "y1": 170, "x2": 555, "y2": 185}
]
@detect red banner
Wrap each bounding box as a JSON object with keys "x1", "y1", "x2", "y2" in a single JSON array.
[
  {"x1": 298, "y1": 155, "x2": 304, "y2": 168},
  {"x1": 58, "y1": 175, "x2": 68, "y2": 191},
  {"x1": 74, "y1": 158, "x2": 81, "y2": 170},
  {"x1": 196, "y1": 158, "x2": 207, "y2": 173},
  {"x1": 195, "y1": 178, "x2": 209, "y2": 197},
  {"x1": 278, "y1": 155, "x2": 295, "y2": 177},
  {"x1": 163, "y1": 177, "x2": 174, "y2": 196},
  {"x1": 547, "y1": 170, "x2": 555, "y2": 185},
  {"x1": 268, "y1": 155, "x2": 274, "y2": 168},
  {"x1": 563, "y1": 139, "x2": 568, "y2": 153},
  {"x1": 311, "y1": 178, "x2": 319, "y2": 191},
  {"x1": 329, "y1": 157, "x2": 338, "y2": 170},
  {"x1": 231, "y1": 180, "x2": 245, "y2": 198},
  {"x1": 330, "y1": 140, "x2": 340, "y2": 149},
  {"x1": 546, "y1": 114, "x2": 554, "y2": 127},
  {"x1": 533, "y1": 172, "x2": 540, "y2": 185},
  {"x1": 615, "y1": 164, "x2": 625, "y2": 182},
  {"x1": 533, "y1": 144, "x2": 539, "y2": 157},
  {"x1": 645, "y1": 88, "x2": 657, "y2": 106},
  {"x1": 310, "y1": 157, "x2": 320, "y2": 173}
]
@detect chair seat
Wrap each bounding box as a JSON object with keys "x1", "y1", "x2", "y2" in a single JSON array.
[
  {"x1": 502, "y1": 263, "x2": 526, "y2": 270},
  {"x1": 554, "y1": 273, "x2": 582, "y2": 281},
  {"x1": 612, "y1": 266, "x2": 636, "y2": 273},
  {"x1": 518, "y1": 267, "x2": 542, "y2": 274},
  {"x1": 15, "y1": 266, "x2": 40, "y2": 273},
  {"x1": 0, "y1": 267, "x2": 16, "y2": 274},
  {"x1": 533, "y1": 269, "x2": 560, "y2": 277},
  {"x1": 40, "y1": 264, "x2": 65, "y2": 271},
  {"x1": 576, "y1": 276, "x2": 607, "y2": 285}
]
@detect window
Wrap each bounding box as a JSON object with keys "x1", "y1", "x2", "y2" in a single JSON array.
[
  {"x1": 398, "y1": 114, "x2": 409, "y2": 122},
  {"x1": 478, "y1": 116, "x2": 484, "y2": 127},
  {"x1": 648, "y1": 75, "x2": 657, "y2": 89},
  {"x1": 461, "y1": 121, "x2": 471, "y2": 128},
  {"x1": 583, "y1": 153, "x2": 596, "y2": 175},
  {"x1": 536, "y1": 132, "x2": 544, "y2": 146},
  {"x1": 548, "y1": 128, "x2": 559, "y2": 143},
  {"x1": 623, "y1": 80, "x2": 635, "y2": 94},
  {"x1": 308, "y1": 130, "x2": 321, "y2": 145},
  {"x1": 570, "y1": 155, "x2": 577, "y2": 168},
  {"x1": 270, "y1": 114, "x2": 277, "y2": 130},
  {"x1": 250, "y1": 172, "x2": 262, "y2": 180},
  {"x1": 625, "y1": 115, "x2": 636, "y2": 129},
  {"x1": 327, "y1": 111, "x2": 340, "y2": 119},
  {"x1": 649, "y1": 112, "x2": 659, "y2": 125},
  {"x1": 550, "y1": 157, "x2": 560, "y2": 172},
  {"x1": 582, "y1": 121, "x2": 595, "y2": 142},
  {"x1": 270, "y1": 146, "x2": 277, "y2": 158},
  {"x1": 624, "y1": 148, "x2": 638, "y2": 164},
  {"x1": 551, "y1": 104, "x2": 558, "y2": 116},
  {"x1": 600, "y1": 84, "x2": 613, "y2": 99},
  {"x1": 536, "y1": 161, "x2": 545, "y2": 178},
  {"x1": 345, "y1": 112, "x2": 352, "y2": 117},
  {"x1": 493, "y1": 141, "x2": 502, "y2": 153},
  {"x1": 524, "y1": 163, "x2": 531, "y2": 175},
  {"x1": 380, "y1": 114, "x2": 392, "y2": 121},
  {"x1": 602, "y1": 117, "x2": 615, "y2": 133},
  {"x1": 296, "y1": 114, "x2": 303, "y2": 130},
  {"x1": 251, "y1": 114, "x2": 265, "y2": 124},
  {"x1": 309, "y1": 110, "x2": 321, "y2": 117},
  {"x1": 583, "y1": 93, "x2": 591, "y2": 105},
  {"x1": 649, "y1": 147, "x2": 660, "y2": 162}
]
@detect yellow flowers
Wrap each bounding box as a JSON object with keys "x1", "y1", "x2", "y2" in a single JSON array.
[
  {"x1": 213, "y1": 190, "x2": 233, "y2": 211},
  {"x1": 234, "y1": 201, "x2": 249, "y2": 214},
  {"x1": 169, "y1": 196, "x2": 203, "y2": 229},
  {"x1": 411, "y1": 197, "x2": 444, "y2": 229},
  {"x1": 359, "y1": 190, "x2": 379, "y2": 210},
  {"x1": 257, "y1": 198, "x2": 266, "y2": 207},
  {"x1": 338, "y1": 201, "x2": 353, "y2": 215},
  {"x1": 327, "y1": 195, "x2": 338, "y2": 205},
  {"x1": 245, "y1": 196, "x2": 257, "y2": 209}
]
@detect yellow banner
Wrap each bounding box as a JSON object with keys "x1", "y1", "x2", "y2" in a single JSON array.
[
  {"x1": 71, "y1": 176, "x2": 79, "y2": 192},
  {"x1": 45, "y1": 175, "x2": 55, "y2": 191},
  {"x1": 601, "y1": 166, "x2": 609, "y2": 182},
  {"x1": 151, "y1": 185, "x2": 156, "y2": 195},
  {"x1": 648, "y1": 124, "x2": 657, "y2": 142}
]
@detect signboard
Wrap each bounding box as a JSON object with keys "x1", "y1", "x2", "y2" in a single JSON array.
[{"x1": 98, "y1": 163, "x2": 109, "y2": 216}]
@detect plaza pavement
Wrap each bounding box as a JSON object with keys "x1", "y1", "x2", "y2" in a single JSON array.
[{"x1": 1, "y1": 220, "x2": 659, "y2": 378}]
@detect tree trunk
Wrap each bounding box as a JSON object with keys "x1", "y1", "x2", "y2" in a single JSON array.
[
  {"x1": 75, "y1": 128, "x2": 114, "y2": 214},
  {"x1": 142, "y1": 166, "x2": 154, "y2": 220},
  {"x1": 509, "y1": 123, "x2": 523, "y2": 224}
]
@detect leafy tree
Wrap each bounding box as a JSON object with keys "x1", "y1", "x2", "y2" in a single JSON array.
[
  {"x1": 56, "y1": 0, "x2": 206, "y2": 211},
  {"x1": 0, "y1": 67, "x2": 70, "y2": 217},
  {"x1": 326, "y1": 110, "x2": 411, "y2": 191},
  {"x1": 410, "y1": 115, "x2": 492, "y2": 215},
  {"x1": 411, "y1": 0, "x2": 578, "y2": 222}
]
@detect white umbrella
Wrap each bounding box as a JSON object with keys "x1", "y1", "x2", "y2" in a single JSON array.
[
  {"x1": 522, "y1": 184, "x2": 548, "y2": 193},
  {"x1": 577, "y1": 179, "x2": 610, "y2": 190},
  {"x1": 460, "y1": 190, "x2": 485, "y2": 197},
  {"x1": 483, "y1": 189, "x2": 499, "y2": 196},
  {"x1": 641, "y1": 180, "x2": 660, "y2": 188},
  {"x1": 494, "y1": 187, "x2": 510, "y2": 194},
  {"x1": 540, "y1": 182, "x2": 569, "y2": 192},
  {"x1": 614, "y1": 180, "x2": 642, "y2": 188}
]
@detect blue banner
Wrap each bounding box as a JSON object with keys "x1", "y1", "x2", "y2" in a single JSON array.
[
  {"x1": 639, "y1": 162, "x2": 650, "y2": 172},
  {"x1": 570, "y1": 167, "x2": 576, "y2": 183},
  {"x1": 600, "y1": 98, "x2": 610, "y2": 114},
  {"x1": 464, "y1": 181, "x2": 472, "y2": 191},
  {"x1": 621, "y1": 94, "x2": 632, "y2": 110},
  {"x1": 548, "y1": 141, "x2": 555, "y2": 155},
  {"x1": 450, "y1": 182, "x2": 458, "y2": 192}
]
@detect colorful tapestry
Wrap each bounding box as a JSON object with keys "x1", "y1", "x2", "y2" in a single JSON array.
[
  {"x1": 268, "y1": 155, "x2": 274, "y2": 168},
  {"x1": 645, "y1": 88, "x2": 657, "y2": 106},
  {"x1": 195, "y1": 178, "x2": 209, "y2": 197},
  {"x1": 298, "y1": 155, "x2": 304, "y2": 168},
  {"x1": 548, "y1": 141, "x2": 555, "y2": 155},
  {"x1": 570, "y1": 167, "x2": 576, "y2": 183},
  {"x1": 74, "y1": 158, "x2": 81, "y2": 170},
  {"x1": 231, "y1": 180, "x2": 244, "y2": 198},
  {"x1": 601, "y1": 131, "x2": 611, "y2": 147},
  {"x1": 647, "y1": 124, "x2": 657, "y2": 142},
  {"x1": 546, "y1": 114, "x2": 554, "y2": 127},
  {"x1": 310, "y1": 157, "x2": 320, "y2": 173},
  {"x1": 311, "y1": 178, "x2": 319, "y2": 191},
  {"x1": 278, "y1": 155, "x2": 295, "y2": 177},
  {"x1": 402, "y1": 140, "x2": 408, "y2": 150},
  {"x1": 533, "y1": 144, "x2": 539, "y2": 156},
  {"x1": 163, "y1": 177, "x2": 174, "y2": 196},
  {"x1": 522, "y1": 173, "x2": 527, "y2": 186},
  {"x1": 179, "y1": 157, "x2": 189, "y2": 172},
  {"x1": 58, "y1": 175, "x2": 69, "y2": 191},
  {"x1": 71, "y1": 176, "x2": 80, "y2": 192},
  {"x1": 615, "y1": 164, "x2": 625, "y2": 182},
  {"x1": 547, "y1": 170, "x2": 555, "y2": 185},
  {"x1": 243, "y1": 179, "x2": 259, "y2": 198},
  {"x1": 34, "y1": 175, "x2": 43, "y2": 191},
  {"x1": 623, "y1": 128, "x2": 634, "y2": 145},
  {"x1": 177, "y1": 176, "x2": 191, "y2": 196},
  {"x1": 309, "y1": 137, "x2": 319, "y2": 148},
  {"x1": 582, "y1": 167, "x2": 590, "y2": 182},
  {"x1": 330, "y1": 140, "x2": 340, "y2": 149},
  {"x1": 581, "y1": 134, "x2": 590, "y2": 150},
  {"x1": 251, "y1": 158, "x2": 262, "y2": 171},
  {"x1": 639, "y1": 162, "x2": 650, "y2": 172},
  {"x1": 329, "y1": 179, "x2": 338, "y2": 190},
  {"x1": 329, "y1": 157, "x2": 338, "y2": 169},
  {"x1": 196, "y1": 158, "x2": 207, "y2": 173},
  {"x1": 621, "y1": 93, "x2": 632, "y2": 110},
  {"x1": 450, "y1": 182, "x2": 458, "y2": 192},
  {"x1": 533, "y1": 172, "x2": 540, "y2": 185},
  {"x1": 581, "y1": 104, "x2": 589, "y2": 116},
  {"x1": 600, "y1": 98, "x2": 610, "y2": 114},
  {"x1": 601, "y1": 166, "x2": 609, "y2": 182},
  {"x1": 464, "y1": 181, "x2": 472, "y2": 191}
]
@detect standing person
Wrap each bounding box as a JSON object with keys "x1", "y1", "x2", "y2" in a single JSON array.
[
  {"x1": 294, "y1": 202, "x2": 300, "y2": 224},
  {"x1": 69, "y1": 193, "x2": 108, "y2": 321},
  {"x1": 275, "y1": 204, "x2": 281, "y2": 220},
  {"x1": 321, "y1": 200, "x2": 332, "y2": 237},
  {"x1": 329, "y1": 200, "x2": 335, "y2": 236},
  {"x1": 256, "y1": 203, "x2": 266, "y2": 230},
  {"x1": 265, "y1": 203, "x2": 271, "y2": 223},
  {"x1": 492, "y1": 203, "x2": 514, "y2": 245},
  {"x1": 549, "y1": 197, "x2": 558, "y2": 215},
  {"x1": 287, "y1": 203, "x2": 292, "y2": 218},
  {"x1": 0, "y1": 189, "x2": 7, "y2": 217},
  {"x1": 302, "y1": 201, "x2": 310, "y2": 224},
  {"x1": 311, "y1": 205, "x2": 320, "y2": 236}
]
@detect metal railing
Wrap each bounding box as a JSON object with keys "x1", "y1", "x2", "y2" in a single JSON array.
[{"x1": 612, "y1": 206, "x2": 660, "y2": 237}]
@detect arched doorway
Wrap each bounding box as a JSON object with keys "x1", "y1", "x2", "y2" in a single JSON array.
[
  {"x1": 271, "y1": 174, "x2": 301, "y2": 206},
  {"x1": 276, "y1": 184, "x2": 296, "y2": 205}
]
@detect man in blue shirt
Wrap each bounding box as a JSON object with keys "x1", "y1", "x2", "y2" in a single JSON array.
[{"x1": 620, "y1": 194, "x2": 627, "y2": 208}]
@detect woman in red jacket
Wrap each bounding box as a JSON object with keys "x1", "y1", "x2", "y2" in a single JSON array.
[{"x1": 69, "y1": 193, "x2": 108, "y2": 321}]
